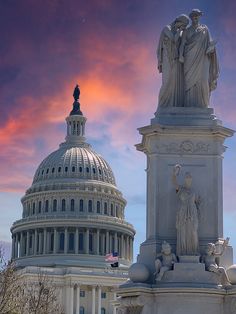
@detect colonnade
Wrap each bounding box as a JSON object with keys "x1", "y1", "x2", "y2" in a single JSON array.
[
  {"x1": 65, "y1": 285, "x2": 116, "y2": 314},
  {"x1": 12, "y1": 227, "x2": 133, "y2": 261}
]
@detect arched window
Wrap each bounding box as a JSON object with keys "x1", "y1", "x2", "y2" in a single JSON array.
[
  {"x1": 98, "y1": 168, "x2": 102, "y2": 175},
  {"x1": 53, "y1": 199, "x2": 57, "y2": 212},
  {"x1": 79, "y1": 167, "x2": 82, "y2": 173},
  {"x1": 79, "y1": 306, "x2": 84, "y2": 314},
  {"x1": 65, "y1": 166, "x2": 68, "y2": 173},
  {"x1": 52, "y1": 167, "x2": 55, "y2": 173},
  {"x1": 59, "y1": 233, "x2": 64, "y2": 251},
  {"x1": 71, "y1": 199, "x2": 75, "y2": 211},
  {"x1": 88, "y1": 200, "x2": 93, "y2": 212},
  {"x1": 72, "y1": 166, "x2": 75, "y2": 172},
  {"x1": 116, "y1": 205, "x2": 118, "y2": 217},
  {"x1": 79, "y1": 199, "x2": 83, "y2": 212},
  {"x1": 69, "y1": 233, "x2": 74, "y2": 251},
  {"x1": 101, "y1": 308, "x2": 106, "y2": 314},
  {"x1": 46, "y1": 168, "x2": 49, "y2": 174},
  {"x1": 45, "y1": 200, "x2": 49, "y2": 212},
  {"x1": 38, "y1": 201, "x2": 42, "y2": 213},
  {"x1": 58, "y1": 166, "x2": 61, "y2": 173},
  {"x1": 79, "y1": 233, "x2": 84, "y2": 251},
  {"x1": 32, "y1": 202, "x2": 35, "y2": 214},
  {"x1": 86, "y1": 167, "x2": 89, "y2": 173},
  {"x1": 104, "y1": 202, "x2": 108, "y2": 215},
  {"x1": 62, "y1": 199, "x2": 66, "y2": 211},
  {"x1": 93, "y1": 168, "x2": 96, "y2": 174},
  {"x1": 111, "y1": 204, "x2": 114, "y2": 216},
  {"x1": 97, "y1": 201, "x2": 101, "y2": 213},
  {"x1": 89, "y1": 233, "x2": 93, "y2": 252}
]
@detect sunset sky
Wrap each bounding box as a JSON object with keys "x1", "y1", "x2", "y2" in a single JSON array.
[{"x1": 1, "y1": 0, "x2": 236, "y2": 260}]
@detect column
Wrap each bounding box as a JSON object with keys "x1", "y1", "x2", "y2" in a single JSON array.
[
  {"x1": 92, "y1": 286, "x2": 96, "y2": 314},
  {"x1": 26, "y1": 231, "x2": 29, "y2": 256},
  {"x1": 76, "y1": 285, "x2": 80, "y2": 314},
  {"x1": 64, "y1": 228, "x2": 68, "y2": 254},
  {"x1": 34, "y1": 229, "x2": 38, "y2": 255},
  {"x1": 101, "y1": 233, "x2": 105, "y2": 255},
  {"x1": 96, "y1": 229, "x2": 100, "y2": 255},
  {"x1": 14, "y1": 234, "x2": 17, "y2": 258},
  {"x1": 66, "y1": 285, "x2": 74, "y2": 314},
  {"x1": 86, "y1": 229, "x2": 89, "y2": 254},
  {"x1": 75, "y1": 228, "x2": 79, "y2": 254},
  {"x1": 97, "y1": 286, "x2": 101, "y2": 314},
  {"x1": 114, "y1": 232, "x2": 118, "y2": 253},
  {"x1": 121, "y1": 234, "x2": 124, "y2": 258},
  {"x1": 53, "y1": 228, "x2": 57, "y2": 254},
  {"x1": 113, "y1": 292, "x2": 117, "y2": 314},
  {"x1": 106, "y1": 231, "x2": 109, "y2": 254},
  {"x1": 43, "y1": 228, "x2": 47, "y2": 254},
  {"x1": 130, "y1": 237, "x2": 133, "y2": 261}
]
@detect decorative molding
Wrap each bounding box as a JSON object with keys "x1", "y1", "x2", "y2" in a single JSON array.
[{"x1": 161, "y1": 140, "x2": 210, "y2": 154}]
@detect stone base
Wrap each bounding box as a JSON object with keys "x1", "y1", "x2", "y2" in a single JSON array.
[
  {"x1": 117, "y1": 285, "x2": 236, "y2": 314},
  {"x1": 159, "y1": 262, "x2": 220, "y2": 287}
]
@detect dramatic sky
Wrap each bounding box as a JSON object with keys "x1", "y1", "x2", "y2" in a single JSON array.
[{"x1": 1, "y1": 0, "x2": 236, "y2": 261}]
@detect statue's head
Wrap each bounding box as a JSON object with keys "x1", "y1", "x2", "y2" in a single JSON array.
[
  {"x1": 184, "y1": 172, "x2": 192, "y2": 187},
  {"x1": 161, "y1": 241, "x2": 171, "y2": 255},
  {"x1": 206, "y1": 243, "x2": 216, "y2": 255},
  {"x1": 174, "y1": 14, "x2": 189, "y2": 29},
  {"x1": 189, "y1": 9, "x2": 203, "y2": 23}
]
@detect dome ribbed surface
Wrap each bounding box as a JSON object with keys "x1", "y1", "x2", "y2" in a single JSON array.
[{"x1": 33, "y1": 145, "x2": 116, "y2": 186}]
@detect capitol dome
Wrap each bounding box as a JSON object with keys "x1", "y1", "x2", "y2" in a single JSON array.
[{"x1": 11, "y1": 88, "x2": 135, "y2": 269}]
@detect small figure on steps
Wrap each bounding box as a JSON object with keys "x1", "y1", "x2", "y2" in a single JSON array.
[
  {"x1": 154, "y1": 241, "x2": 177, "y2": 281},
  {"x1": 202, "y1": 237, "x2": 230, "y2": 286}
]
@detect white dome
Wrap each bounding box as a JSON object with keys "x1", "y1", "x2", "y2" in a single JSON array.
[{"x1": 33, "y1": 144, "x2": 116, "y2": 186}]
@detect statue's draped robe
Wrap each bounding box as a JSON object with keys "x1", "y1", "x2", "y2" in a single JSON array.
[
  {"x1": 176, "y1": 186, "x2": 199, "y2": 256},
  {"x1": 157, "y1": 26, "x2": 184, "y2": 107},
  {"x1": 183, "y1": 25, "x2": 219, "y2": 108}
]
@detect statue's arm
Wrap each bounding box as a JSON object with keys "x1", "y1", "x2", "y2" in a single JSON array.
[
  {"x1": 172, "y1": 165, "x2": 181, "y2": 192},
  {"x1": 179, "y1": 29, "x2": 187, "y2": 63}
]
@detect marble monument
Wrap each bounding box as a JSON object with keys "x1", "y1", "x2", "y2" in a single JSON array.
[{"x1": 116, "y1": 9, "x2": 236, "y2": 314}]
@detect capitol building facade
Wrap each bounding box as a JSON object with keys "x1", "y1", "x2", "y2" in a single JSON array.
[{"x1": 10, "y1": 89, "x2": 135, "y2": 314}]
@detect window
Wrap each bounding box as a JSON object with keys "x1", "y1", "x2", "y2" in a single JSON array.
[
  {"x1": 41, "y1": 170, "x2": 44, "y2": 175},
  {"x1": 32, "y1": 202, "x2": 35, "y2": 214},
  {"x1": 65, "y1": 166, "x2": 68, "y2": 172},
  {"x1": 53, "y1": 199, "x2": 57, "y2": 212},
  {"x1": 88, "y1": 200, "x2": 93, "y2": 212},
  {"x1": 98, "y1": 168, "x2": 102, "y2": 175},
  {"x1": 29, "y1": 234, "x2": 33, "y2": 249},
  {"x1": 71, "y1": 199, "x2": 75, "y2": 211},
  {"x1": 45, "y1": 200, "x2": 49, "y2": 212},
  {"x1": 38, "y1": 201, "x2": 42, "y2": 213},
  {"x1": 58, "y1": 167, "x2": 61, "y2": 173},
  {"x1": 80, "y1": 291, "x2": 85, "y2": 297},
  {"x1": 79, "y1": 199, "x2": 83, "y2": 212},
  {"x1": 97, "y1": 201, "x2": 101, "y2": 213},
  {"x1": 62, "y1": 199, "x2": 66, "y2": 211},
  {"x1": 86, "y1": 167, "x2": 89, "y2": 173},
  {"x1": 79, "y1": 167, "x2": 82, "y2": 173},
  {"x1": 104, "y1": 202, "x2": 108, "y2": 215},
  {"x1": 79, "y1": 233, "x2": 84, "y2": 251},
  {"x1": 72, "y1": 166, "x2": 75, "y2": 172},
  {"x1": 93, "y1": 168, "x2": 96, "y2": 174},
  {"x1": 52, "y1": 167, "x2": 55, "y2": 173},
  {"x1": 101, "y1": 292, "x2": 106, "y2": 299},
  {"x1": 46, "y1": 168, "x2": 49, "y2": 174},
  {"x1": 101, "y1": 308, "x2": 106, "y2": 314},
  {"x1": 116, "y1": 205, "x2": 118, "y2": 217},
  {"x1": 89, "y1": 233, "x2": 93, "y2": 252},
  {"x1": 111, "y1": 204, "x2": 114, "y2": 216},
  {"x1": 80, "y1": 307, "x2": 84, "y2": 314},
  {"x1": 69, "y1": 233, "x2": 74, "y2": 251},
  {"x1": 50, "y1": 233, "x2": 54, "y2": 251},
  {"x1": 59, "y1": 233, "x2": 64, "y2": 251}
]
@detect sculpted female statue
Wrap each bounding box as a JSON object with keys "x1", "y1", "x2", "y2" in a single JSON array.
[
  {"x1": 179, "y1": 9, "x2": 219, "y2": 108},
  {"x1": 172, "y1": 165, "x2": 200, "y2": 256},
  {"x1": 157, "y1": 14, "x2": 189, "y2": 107}
]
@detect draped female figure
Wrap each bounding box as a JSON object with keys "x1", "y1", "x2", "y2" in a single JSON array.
[
  {"x1": 179, "y1": 9, "x2": 219, "y2": 108},
  {"x1": 157, "y1": 15, "x2": 189, "y2": 108}
]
